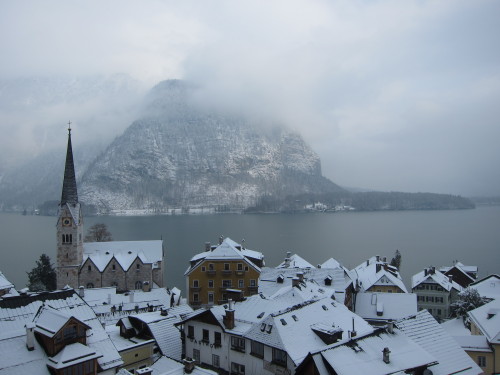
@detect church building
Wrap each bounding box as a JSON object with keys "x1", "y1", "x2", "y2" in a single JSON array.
[{"x1": 56, "y1": 125, "x2": 164, "y2": 291}]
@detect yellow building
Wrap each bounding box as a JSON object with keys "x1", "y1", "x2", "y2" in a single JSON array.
[{"x1": 185, "y1": 238, "x2": 264, "y2": 307}]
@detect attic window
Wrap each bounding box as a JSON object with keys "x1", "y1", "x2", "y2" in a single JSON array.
[
  {"x1": 260, "y1": 323, "x2": 266, "y2": 332},
  {"x1": 266, "y1": 324, "x2": 273, "y2": 334},
  {"x1": 292, "y1": 315, "x2": 298, "y2": 321},
  {"x1": 257, "y1": 312, "x2": 265, "y2": 319},
  {"x1": 322, "y1": 305, "x2": 328, "y2": 311},
  {"x1": 280, "y1": 319, "x2": 287, "y2": 326}
]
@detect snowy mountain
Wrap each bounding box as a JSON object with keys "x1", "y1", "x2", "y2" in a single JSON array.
[{"x1": 79, "y1": 80, "x2": 342, "y2": 212}]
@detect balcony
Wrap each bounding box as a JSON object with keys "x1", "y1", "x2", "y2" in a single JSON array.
[
  {"x1": 222, "y1": 270, "x2": 232, "y2": 276},
  {"x1": 190, "y1": 286, "x2": 202, "y2": 292},
  {"x1": 206, "y1": 270, "x2": 216, "y2": 276}
]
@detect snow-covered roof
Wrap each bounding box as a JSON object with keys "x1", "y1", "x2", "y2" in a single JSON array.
[
  {"x1": 440, "y1": 262, "x2": 478, "y2": 275},
  {"x1": 0, "y1": 290, "x2": 123, "y2": 373},
  {"x1": 468, "y1": 298, "x2": 500, "y2": 344},
  {"x1": 150, "y1": 356, "x2": 218, "y2": 375},
  {"x1": 470, "y1": 274, "x2": 500, "y2": 300},
  {"x1": 129, "y1": 305, "x2": 194, "y2": 360},
  {"x1": 47, "y1": 342, "x2": 102, "y2": 370},
  {"x1": 106, "y1": 325, "x2": 155, "y2": 352},
  {"x1": 313, "y1": 328, "x2": 436, "y2": 375},
  {"x1": 353, "y1": 257, "x2": 408, "y2": 293},
  {"x1": 83, "y1": 240, "x2": 163, "y2": 272},
  {"x1": 354, "y1": 292, "x2": 417, "y2": 322},
  {"x1": 396, "y1": 310, "x2": 482, "y2": 375},
  {"x1": 276, "y1": 253, "x2": 314, "y2": 269},
  {"x1": 34, "y1": 306, "x2": 88, "y2": 338},
  {"x1": 0, "y1": 271, "x2": 14, "y2": 291},
  {"x1": 441, "y1": 317, "x2": 472, "y2": 337},
  {"x1": 454, "y1": 335, "x2": 491, "y2": 352},
  {"x1": 412, "y1": 268, "x2": 463, "y2": 292},
  {"x1": 186, "y1": 238, "x2": 262, "y2": 275},
  {"x1": 244, "y1": 299, "x2": 373, "y2": 365},
  {"x1": 320, "y1": 258, "x2": 341, "y2": 269}
]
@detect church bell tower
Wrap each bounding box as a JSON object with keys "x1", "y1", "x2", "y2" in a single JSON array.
[{"x1": 56, "y1": 122, "x2": 84, "y2": 290}]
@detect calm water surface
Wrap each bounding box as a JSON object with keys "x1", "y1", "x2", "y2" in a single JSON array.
[{"x1": 1, "y1": 206, "x2": 499, "y2": 294}]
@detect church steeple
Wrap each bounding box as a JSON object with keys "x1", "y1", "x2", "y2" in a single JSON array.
[{"x1": 61, "y1": 121, "x2": 78, "y2": 205}]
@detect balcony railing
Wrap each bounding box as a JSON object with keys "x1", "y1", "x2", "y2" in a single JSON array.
[
  {"x1": 222, "y1": 270, "x2": 232, "y2": 276},
  {"x1": 207, "y1": 270, "x2": 216, "y2": 276}
]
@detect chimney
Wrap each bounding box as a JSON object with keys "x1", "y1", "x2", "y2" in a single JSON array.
[
  {"x1": 376, "y1": 264, "x2": 381, "y2": 273},
  {"x1": 219, "y1": 236, "x2": 224, "y2": 245},
  {"x1": 383, "y1": 257, "x2": 387, "y2": 262},
  {"x1": 26, "y1": 322, "x2": 36, "y2": 351},
  {"x1": 431, "y1": 266, "x2": 435, "y2": 274},
  {"x1": 129, "y1": 291, "x2": 134, "y2": 303},
  {"x1": 136, "y1": 367, "x2": 153, "y2": 375},
  {"x1": 284, "y1": 252, "x2": 291, "y2": 268},
  {"x1": 205, "y1": 242, "x2": 211, "y2": 252},
  {"x1": 424, "y1": 268, "x2": 428, "y2": 276},
  {"x1": 383, "y1": 347, "x2": 391, "y2": 364},
  {"x1": 376, "y1": 255, "x2": 380, "y2": 262},
  {"x1": 296, "y1": 272, "x2": 304, "y2": 282},
  {"x1": 366, "y1": 259, "x2": 369, "y2": 266},
  {"x1": 78, "y1": 286, "x2": 84, "y2": 298},
  {"x1": 107, "y1": 293, "x2": 112, "y2": 305},
  {"x1": 292, "y1": 277, "x2": 300, "y2": 288},
  {"x1": 351, "y1": 318, "x2": 357, "y2": 338},
  {"x1": 142, "y1": 281, "x2": 150, "y2": 292},
  {"x1": 387, "y1": 320, "x2": 394, "y2": 334},
  {"x1": 223, "y1": 299, "x2": 235, "y2": 329},
  {"x1": 160, "y1": 308, "x2": 168, "y2": 316},
  {"x1": 183, "y1": 358, "x2": 196, "y2": 374}
]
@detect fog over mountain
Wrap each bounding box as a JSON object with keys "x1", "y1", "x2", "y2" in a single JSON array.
[{"x1": 1, "y1": 1, "x2": 500, "y2": 197}]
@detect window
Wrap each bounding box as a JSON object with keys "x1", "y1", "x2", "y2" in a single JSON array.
[
  {"x1": 214, "y1": 331, "x2": 222, "y2": 346},
  {"x1": 222, "y1": 280, "x2": 232, "y2": 288},
  {"x1": 62, "y1": 234, "x2": 73, "y2": 244},
  {"x1": 187, "y1": 325, "x2": 194, "y2": 339},
  {"x1": 111, "y1": 281, "x2": 118, "y2": 287},
  {"x1": 250, "y1": 280, "x2": 256, "y2": 287},
  {"x1": 135, "y1": 281, "x2": 142, "y2": 289},
  {"x1": 193, "y1": 280, "x2": 199, "y2": 288},
  {"x1": 87, "y1": 265, "x2": 91, "y2": 271},
  {"x1": 224, "y1": 263, "x2": 230, "y2": 271},
  {"x1": 193, "y1": 293, "x2": 199, "y2": 302},
  {"x1": 209, "y1": 263, "x2": 215, "y2": 270},
  {"x1": 237, "y1": 263, "x2": 243, "y2": 271},
  {"x1": 202, "y1": 266, "x2": 206, "y2": 272},
  {"x1": 212, "y1": 354, "x2": 220, "y2": 368},
  {"x1": 273, "y1": 348, "x2": 287, "y2": 366},
  {"x1": 222, "y1": 293, "x2": 228, "y2": 301},
  {"x1": 238, "y1": 279, "x2": 244, "y2": 288},
  {"x1": 251, "y1": 341, "x2": 264, "y2": 358},
  {"x1": 208, "y1": 292, "x2": 214, "y2": 304},
  {"x1": 231, "y1": 336, "x2": 245, "y2": 352},
  {"x1": 193, "y1": 349, "x2": 200, "y2": 364},
  {"x1": 437, "y1": 309, "x2": 442, "y2": 316},
  {"x1": 208, "y1": 279, "x2": 214, "y2": 288},
  {"x1": 477, "y1": 356, "x2": 486, "y2": 367},
  {"x1": 136, "y1": 263, "x2": 140, "y2": 271},
  {"x1": 202, "y1": 329, "x2": 209, "y2": 343},
  {"x1": 112, "y1": 264, "x2": 116, "y2": 271},
  {"x1": 63, "y1": 325, "x2": 77, "y2": 340},
  {"x1": 231, "y1": 362, "x2": 245, "y2": 375},
  {"x1": 245, "y1": 266, "x2": 249, "y2": 271},
  {"x1": 86, "y1": 283, "x2": 94, "y2": 288}
]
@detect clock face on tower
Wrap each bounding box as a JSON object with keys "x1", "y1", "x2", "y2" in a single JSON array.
[{"x1": 62, "y1": 217, "x2": 72, "y2": 226}]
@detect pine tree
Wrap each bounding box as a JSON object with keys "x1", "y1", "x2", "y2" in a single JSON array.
[
  {"x1": 390, "y1": 249, "x2": 402, "y2": 270},
  {"x1": 27, "y1": 254, "x2": 57, "y2": 291},
  {"x1": 450, "y1": 288, "x2": 488, "y2": 318}
]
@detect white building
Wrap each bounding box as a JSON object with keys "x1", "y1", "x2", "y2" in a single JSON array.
[{"x1": 352, "y1": 255, "x2": 408, "y2": 294}]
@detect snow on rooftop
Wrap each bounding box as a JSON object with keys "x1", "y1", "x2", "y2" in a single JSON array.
[
  {"x1": 396, "y1": 310, "x2": 482, "y2": 375},
  {"x1": 34, "y1": 306, "x2": 79, "y2": 337},
  {"x1": 0, "y1": 271, "x2": 14, "y2": 290},
  {"x1": 150, "y1": 356, "x2": 218, "y2": 375},
  {"x1": 320, "y1": 258, "x2": 341, "y2": 269},
  {"x1": 318, "y1": 328, "x2": 436, "y2": 375},
  {"x1": 83, "y1": 240, "x2": 162, "y2": 272},
  {"x1": 412, "y1": 268, "x2": 463, "y2": 292},
  {"x1": 354, "y1": 292, "x2": 417, "y2": 321},
  {"x1": 47, "y1": 342, "x2": 102, "y2": 369},
  {"x1": 470, "y1": 274, "x2": 500, "y2": 300},
  {"x1": 276, "y1": 253, "x2": 314, "y2": 269},
  {"x1": 441, "y1": 317, "x2": 472, "y2": 337},
  {"x1": 468, "y1": 298, "x2": 500, "y2": 344},
  {"x1": 353, "y1": 257, "x2": 408, "y2": 293}
]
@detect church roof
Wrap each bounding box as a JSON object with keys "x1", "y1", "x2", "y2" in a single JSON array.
[
  {"x1": 83, "y1": 240, "x2": 163, "y2": 272},
  {"x1": 60, "y1": 126, "x2": 78, "y2": 206}
]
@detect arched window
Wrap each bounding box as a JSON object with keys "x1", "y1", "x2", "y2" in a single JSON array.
[
  {"x1": 135, "y1": 281, "x2": 143, "y2": 290},
  {"x1": 111, "y1": 281, "x2": 118, "y2": 287},
  {"x1": 86, "y1": 283, "x2": 94, "y2": 288}
]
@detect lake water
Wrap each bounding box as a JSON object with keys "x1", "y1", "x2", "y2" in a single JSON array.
[{"x1": 1, "y1": 206, "x2": 499, "y2": 295}]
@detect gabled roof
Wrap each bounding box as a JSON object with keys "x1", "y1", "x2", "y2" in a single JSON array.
[
  {"x1": 47, "y1": 342, "x2": 102, "y2": 370},
  {"x1": 320, "y1": 258, "x2": 341, "y2": 269},
  {"x1": 468, "y1": 299, "x2": 500, "y2": 345},
  {"x1": 396, "y1": 310, "x2": 482, "y2": 375},
  {"x1": 354, "y1": 292, "x2": 417, "y2": 322},
  {"x1": 470, "y1": 274, "x2": 500, "y2": 300},
  {"x1": 0, "y1": 271, "x2": 14, "y2": 291},
  {"x1": 83, "y1": 240, "x2": 163, "y2": 271},
  {"x1": 353, "y1": 257, "x2": 407, "y2": 293},
  {"x1": 33, "y1": 305, "x2": 89, "y2": 338},
  {"x1": 312, "y1": 328, "x2": 436, "y2": 375},
  {"x1": 276, "y1": 254, "x2": 314, "y2": 269},
  {"x1": 440, "y1": 262, "x2": 478, "y2": 275},
  {"x1": 412, "y1": 269, "x2": 463, "y2": 292},
  {"x1": 185, "y1": 238, "x2": 262, "y2": 276},
  {"x1": 150, "y1": 356, "x2": 218, "y2": 375}
]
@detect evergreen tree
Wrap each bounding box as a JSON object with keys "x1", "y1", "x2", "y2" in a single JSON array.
[
  {"x1": 450, "y1": 288, "x2": 488, "y2": 318},
  {"x1": 85, "y1": 223, "x2": 112, "y2": 242},
  {"x1": 390, "y1": 249, "x2": 402, "y2": 270},
  {"x1": 27, "y1": 254, "x2": 56, "y2": 291}
]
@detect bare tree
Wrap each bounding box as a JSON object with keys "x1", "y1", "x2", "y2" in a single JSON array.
[{"x1": 85, "y1": 223, "x2": 113, "y2": 242}]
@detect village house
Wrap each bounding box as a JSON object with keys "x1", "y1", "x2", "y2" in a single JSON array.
[
  {"x1": 353, "y1": 292, "x2": 418, "y2": 325},
  {"x1": 184, "y1": 237, "x2": 264, "y2": 307},
  {"x1": 0, "y1": 289, "x2": 123, "y2": 374},
  {"x1": 176, "y1": 292, "x2": 372, "y2": 375},
  {"x1": 470, "y1": 274, "x2": 500, "y2": 300},
  {"x1": 412, "y1": 266, "x2": 463, "y2": 320},
  {"x1": 0, "y1": 271, "x2": 17, "y2": 298},
  {"x1": 351, "y1": 255, "x2": 408, "y2": 294},
  {"x1": 56, "y1": 126, "x2": 164, "y2": 291},
  {"x1": 439, "y1": 261, "x2": 478, "y2": 288}
]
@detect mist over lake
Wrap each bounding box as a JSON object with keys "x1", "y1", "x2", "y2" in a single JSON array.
[{"x1": 1, "y1": 206, "x2": 499, "y2": 294}]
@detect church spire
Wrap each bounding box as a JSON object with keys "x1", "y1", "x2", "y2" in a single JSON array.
[{"x1": 60, "y1": 121, "x2": 78, "y2": 205}]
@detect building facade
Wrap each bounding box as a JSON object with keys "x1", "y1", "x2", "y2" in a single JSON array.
[{"x1": 185, "y1": 238, "x2": 263, "y2": 307}]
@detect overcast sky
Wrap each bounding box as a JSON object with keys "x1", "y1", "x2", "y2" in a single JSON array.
[{"x1": 1, "y1": 0, "x2": 499, "y2": 196}]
